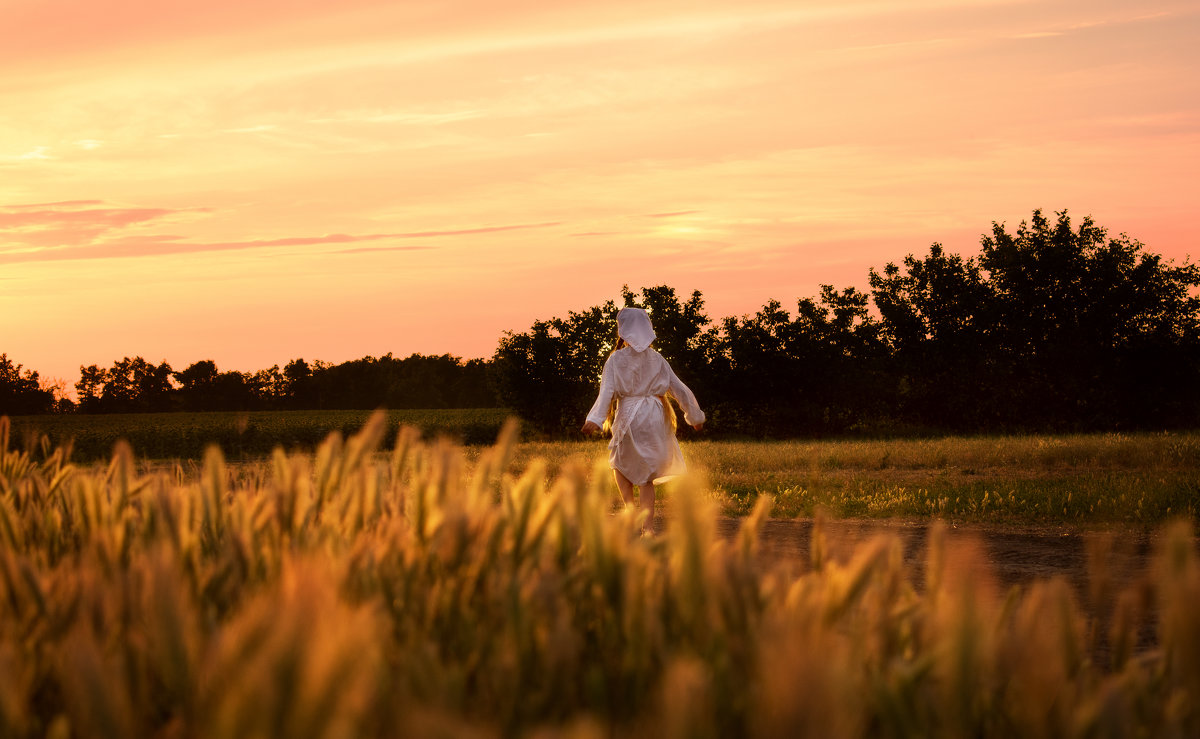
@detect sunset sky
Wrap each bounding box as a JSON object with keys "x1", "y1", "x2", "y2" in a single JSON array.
[{"x1": 2, "y1": 0, "x2": 1197, "y2": 390}]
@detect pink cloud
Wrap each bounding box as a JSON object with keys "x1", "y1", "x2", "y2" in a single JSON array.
[
  {"x1": 4, "y1": 199, "x2": 105, "y2": 210},
  {"x1": 0, "y1": 203, "x2": 188, "y2": 251},
  {"x1": 6, "y1": 226, "x2": 111, "y2": 248},
  {"x1": 0, "y1": 219, "x2": 561, "y2": 264},
  {"x1": 387, "y1": 222, "x2": 561, "y2": 238},
  {"x1": 337, "y1": 245, "x2": 434, "y2": 254},
  {"x1": 0, "y1": 207, "x2": 178, "y2": 230}
]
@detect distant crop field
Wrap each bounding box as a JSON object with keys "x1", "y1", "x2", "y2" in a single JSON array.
[
  {"x1": 7, "y1": 408, "x2": 510, "y2": 461},
  {"x1": 1, "y1": 414, "x2": 1198, "y2": 737}
]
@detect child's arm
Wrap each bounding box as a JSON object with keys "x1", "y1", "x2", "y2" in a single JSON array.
[
  {"x1": 582, "y1": 358, "x2": 614, "y2": 433},
  {"x1": 667, "y1": 365, "x2": 705, "y2": 429}
]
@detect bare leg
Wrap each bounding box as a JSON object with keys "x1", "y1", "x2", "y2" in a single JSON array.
[
  {"x1": 640, "y1": 482, "x2": 657, "y2": 533},
  {"x1": 615, "y1": 470, "x2": 656, "y2": 533},
  {"x1": 613, "y1": 469, "x2": 636, "y2": 508}
]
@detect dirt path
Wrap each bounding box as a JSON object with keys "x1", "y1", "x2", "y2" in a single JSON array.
[
  {"x1": 707, "y1": 516, "x2": 1181, "y2": 660},
  {"x1": 713, "y1": 516, "x2": 1162, "y2": 594}
]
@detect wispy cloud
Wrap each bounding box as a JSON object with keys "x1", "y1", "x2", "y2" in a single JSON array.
[
  {"x1": 1007, "y1": 6, "x2": 1191, "y2": 41},
  {"x1": 391, "y1": 221, "x2": 561, "y2": 238},
  {"x1": 0, "y1": 203, "x2": 176, "y2": 251},
  {"x1": 4, "y1": 199, "x2": 104, "y2": 210},
  {"x1": 337, "y1": 245, "x2": 435, "y2": 254},
  {"x1": 3, "y1": 234, "x2": 427, "y2": 264},
  {"x1": 0, "y1": 203, "x2": 561, "y2": 264},
  {"x1": 0, "y1": 206, "x2": 179, "y2": 230},
  {"x1": 644, "y1": 210, "x2": 700, "y2": 219},
  {"x1": 0, "y1": 202, "x2": 203, "y2": 251},
  {"x1": 0, "y1": 233, "x2": 402, "y2": 264}
]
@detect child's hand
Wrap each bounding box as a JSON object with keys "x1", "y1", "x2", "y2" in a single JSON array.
[{"x1": 581, "y1": 421, "x2": 601, "y2": 434}]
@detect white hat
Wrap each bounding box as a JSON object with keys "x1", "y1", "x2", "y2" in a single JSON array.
[{"x1": 617, "y1": 307, "x2": 656, "y2": 352}]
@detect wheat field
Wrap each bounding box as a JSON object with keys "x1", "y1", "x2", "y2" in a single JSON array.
[{"x1": 1, "y1": 414, "x2": 1198, "y2": 737}]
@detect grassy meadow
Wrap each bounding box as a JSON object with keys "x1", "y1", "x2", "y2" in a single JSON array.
[
  {"x1": 1, "y1": 413, "x2": 1199, "y2": 737},
  {"x1": 9, "y1": 411, "x2": 1200, "y2": 525},
  {"x1": 507, "y1": 432, "x2": 1200, "y2": 525}
]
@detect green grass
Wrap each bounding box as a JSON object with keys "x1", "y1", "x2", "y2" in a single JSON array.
[
  {"x1": 10, "y1": 412, "x2": 1199, "y2": 524},
  {"x1": 499, "y1": 433, "x2": 1200, "y2": 525},
  {"x1": 1, "y1": 414, "x2": 1199, "y2": 737}
]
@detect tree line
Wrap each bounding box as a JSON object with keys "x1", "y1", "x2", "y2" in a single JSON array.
[
  {"x1": 4, "y1": 210, "x2": 1198, "y2": 435},
  {"x1": 1, "y1": 353, "x2": 495, "y2": 415},
  {"x1": 493, "y1": 210, "x2": 1200, "y2": 436}
]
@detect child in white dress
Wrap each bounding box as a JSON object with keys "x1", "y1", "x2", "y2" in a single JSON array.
[{"x1": 581, "y1": 307, "x2": 705, "y2": 533}]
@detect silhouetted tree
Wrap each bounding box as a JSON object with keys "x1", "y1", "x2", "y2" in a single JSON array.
[
  {"x1": 716, "y1": 299, "x2": 797, "y2": 434},
  {"x1": 283, "y1": 358, "x2": 316, "y2": 407},
  {"x1": 492, "y1": 286, "x2": 721, "y2": 433},
  {"x1": 492, "y1": 305, "x2": 616, "y2": 432},
  {"x1": 453, "y1": 358, "x2": 500, "y2": 408},
  {"x1": 715, "y1": 286, "x2": 887, "y2": 435},
  {"x1": 979, "y1": 209, "x2": 1200, "y2": 428},
  {"x1": 173, "y1": 360, "x2": 261, "y2": 411},
  {"x1": 793, "y1": 285, "x2": 891, "y2": 431},
  {"x1": 869, "y1": 244, "x2": 998, "y2": 429},
  {"x1": 174, "y1": 360, "x2": 220, "y2": 410},
  {"x1": 75, "y1": 365, "x2": 105, "y2": 413},
  {"x1": 72, "y1": 357, "x2": 175, "y2": 413},
  {"x1": 253, "y1": 365, "x2": 287, "y2": 406},
  {"x1": 870, "y1": 209, "x2": 1200, "y2": 431},
  {"x1": 0, "y1": 354, "x2": 54, "y2": 415}
]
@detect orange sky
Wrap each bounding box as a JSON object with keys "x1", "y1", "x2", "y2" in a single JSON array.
[{"x1": 2, "y1": 0, "x2": 1197, "y2": 390}]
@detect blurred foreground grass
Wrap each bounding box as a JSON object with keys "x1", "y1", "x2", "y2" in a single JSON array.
[{"x1": 2, "y1": 414, "x2": 1200, "y2": 737}]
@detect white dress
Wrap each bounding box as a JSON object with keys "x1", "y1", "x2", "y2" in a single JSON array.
[{"x1": 585, "y1": 347, "x2": 705, "y2": 485}]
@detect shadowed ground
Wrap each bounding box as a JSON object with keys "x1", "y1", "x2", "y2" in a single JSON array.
[{"x1": 712, "y1": 516, "x2": 1157, "y2": 590}]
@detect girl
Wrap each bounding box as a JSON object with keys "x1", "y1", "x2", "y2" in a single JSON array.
[{"x1": 581, "y1": 307, "x2": 705, "y2": 533}]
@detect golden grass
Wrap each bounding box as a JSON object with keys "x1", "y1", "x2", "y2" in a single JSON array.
[{"x1": 1, "y1": 415, "x2": 1199, "y2": 737}]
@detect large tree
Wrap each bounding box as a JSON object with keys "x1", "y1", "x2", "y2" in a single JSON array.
[
  {"x1": 869, "y1": 244, "x2": 998, "y2": 429},
  {"x1": 870, "y1": 209, "x2": 1200, "y2": 430},
  {"x1": 979, "y1": 209, "x2": 1200, "y2": 428}
]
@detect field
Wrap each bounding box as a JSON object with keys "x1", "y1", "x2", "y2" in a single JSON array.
[
  {"x1": 6, "y1": 409, "x2": 509, "y2": 461},
  {"x1": 10, "y1": 411, "x2": 1200, "y2": 525},
  {"x1": 2, "y1": 414, "x2": 1199, "y2": 737},
  {"x1": 505, "y1": 433, "x2": 1200, "y2": 525}
]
